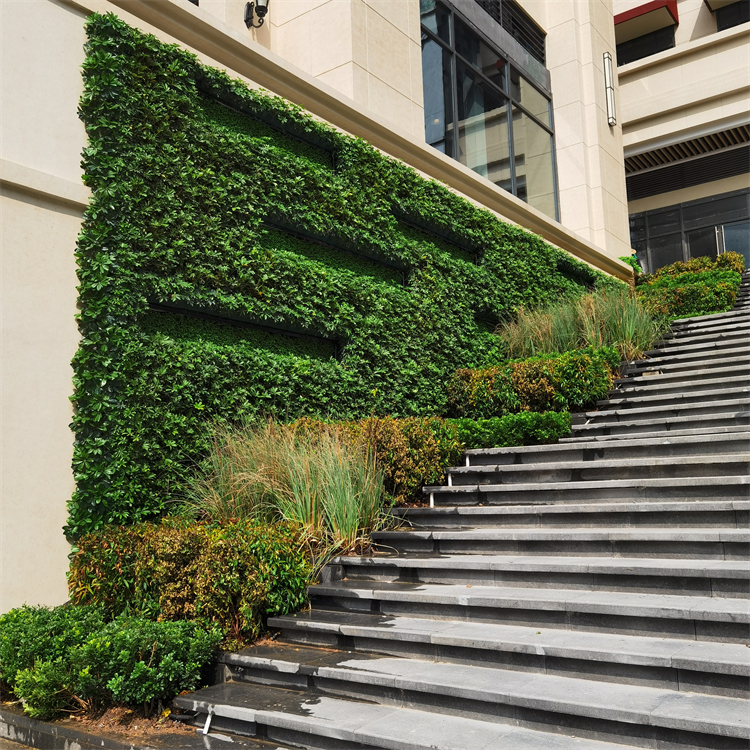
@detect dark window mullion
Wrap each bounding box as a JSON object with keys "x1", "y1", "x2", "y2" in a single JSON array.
[{"x1": 449, "y1": 12, "x2": 460, "y2": 160}]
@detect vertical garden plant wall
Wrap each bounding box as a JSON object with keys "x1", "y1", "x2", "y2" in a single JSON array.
[{"x1": 70, "y1": 13, "x2": 620, "y2": 536}]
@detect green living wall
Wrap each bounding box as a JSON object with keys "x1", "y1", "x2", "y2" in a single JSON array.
[{"x1": 70, "y1": 13, "x2": 621, "y2": 537}]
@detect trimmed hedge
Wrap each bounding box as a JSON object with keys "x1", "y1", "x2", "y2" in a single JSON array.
[
  {"x1": 635, "y1": 252, "x2": 744, "y2": 318},
  {"x1": 448, "y1": 412, "x2": 572, "y2": 450},
  {"x1": 0, "y1": 605, "x2": 220, "y2": 720},
  {"x1": 70, "y1": 14, "x2": 623, "y2": 537},
  {"x1": 68, "y1": 519, "x2": 310, "y2": 646},
  {"x1": 446, "y1": 347, "x2": 619, "y2": 419}
]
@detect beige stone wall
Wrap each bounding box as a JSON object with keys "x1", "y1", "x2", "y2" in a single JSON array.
[
  {"x1": 0, "y1": 0, "x2": 91, "y2": 611},
  {"x1": 263, "y1": 0, "x2": 424, "y2": 137},
  {"x1": 519, "y1": 0, "x2": 632, "y2": 259}
]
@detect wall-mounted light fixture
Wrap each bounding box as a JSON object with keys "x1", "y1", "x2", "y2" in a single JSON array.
[
  {"x1": 244, "y1": 0, "x2": 271, "y2": 28},
  {"x1": 603, "y1": 51, "x2": 616, "y2": 127}
]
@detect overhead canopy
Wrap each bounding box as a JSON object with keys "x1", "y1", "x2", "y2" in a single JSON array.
[
  {"x1": 703, "y1": 0, "x2": 739, "y2": 11},
  {"x1": 614, "y1": 0, "x2": 679, "y2": 44}
]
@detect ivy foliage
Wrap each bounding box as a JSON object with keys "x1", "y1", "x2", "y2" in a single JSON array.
[{"x1": 71, "y1": 13, "x2": 622, "y2": 537}]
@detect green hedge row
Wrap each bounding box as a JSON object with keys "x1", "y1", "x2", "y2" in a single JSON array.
[
  {"x1": 0, "y1": 605, "x2": 220, "y2": 719},
  {"x1": 68, "y1": 519, "x2": 310, "y2": 646},
  {"x1": 71, "y1": 14, "x2": 622, "y2": 537},
  {"x1": 446, "y1": 347, "x2": 620, "y2": 419}
]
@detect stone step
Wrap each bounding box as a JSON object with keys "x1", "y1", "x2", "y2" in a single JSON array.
[
  {"x1": 267, "y1": 612, "x2": 750, "y2": 698},
  {"x1": 583, "y1": 398, "x2": 750, "y2": 425},
  {"x1": 422, "y1": 474, "x2": 749, "y2": 506},
  {"x1": 370, "y1": 526, "x2": 749, "y2": 559},
  {"x1": 670, "y1": 308, "x2": 750, "y2": 327},
  {"x1": 561, "y1": 424, "x2": 749, "y2": 443},
  {"x1": 597, "y1": 385, "x2": 750, "y2": 409},
  {"x1": 614, "y1": 361, "x2": 750, "y2": 387},
  {"x1": 463, "y1": 431, "x2": 750, "y2": 465},
  {"x1": 569, "y1": 409, "x2": 750, "y2": 437},
  {"x1": 624, "y1": 346, "x2": 750, "y2": 374},
  {"x1": 308, "y1": 580, "x2": 750, "y2": 642},
  {"x1": 334, "y1": 554, "x2": 749, "y2": 599},
  {"x1": 622, "y1": 354, "x2": 750, "y2": 379},
  {"x1": 608, "y1": 373, "x2": 744, "y2": 398},
  {"x1": 391, "y1": 499, "x2": 749, "y2": 530},
  {"x1": 445, "y1": 453, "x2": 750, "y2": 486},
  {"x1": 645, "y1": 337, "x2": 749, "y2": 358},
  {"x1": 173, "y1": 681, "x2": 641, "y2": 750},
  {"x1": 658, "y1": 323, "x2": 750, "y2": 346},
  {"x1": 208, "y1": 646, "x2": 750, "y2": 747}
]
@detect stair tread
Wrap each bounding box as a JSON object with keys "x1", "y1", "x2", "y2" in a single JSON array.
[
  {"x1": 174, "y1": 681, "x2": 637, "y2": 750},
  {"x1": 424, "y1": 474, "x2": 750, "y2": 493},
  {"x1": 267, "y1": 613, "x2": 750, "y2": 676},
  {"x1": 467, "y1": 430, "x2": 750, "y2": 456},
  {"x1": 602, "y1": 385, "x2": 750, "y2": 405},
  {"x1": 311, "y1": 581, "x2": 750, "y2": 622},
  {"x1": 562, "y1": 425, "x2": 750, "y2": 442},
  {"x1": 371, "y1": 528, "x2": 750, "y2": 542},
  {"x1": 570, "y1": 411, "x2": 749, "y2": 432},
  {"x1": 580, "y1": 397, "x2": 750, "y2": 420},
  {"x1": 338, "y1": 554, "x2": 750, "y2": 577},
  {"x1": 447, "y1": 453, "x2": 750, "y2": 474},
  {"x1": 211, "y1": 648, "x2": 750, "y2": 738},
  {"x1": 394, "y1": 499, "x2": 750, "y2": 515}
]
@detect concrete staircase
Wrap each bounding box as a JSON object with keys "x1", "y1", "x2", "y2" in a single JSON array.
[{"x1": 174, "y1": 275, "x2": 750, "y2": 750}]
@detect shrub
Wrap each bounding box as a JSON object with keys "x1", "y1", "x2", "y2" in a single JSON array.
[
  {"x1": 498, "y1": 288, "x2": 666, "y2": 361},
  {"x1": 447, "y1": 348, "x2": 618, "y2": 419},
  {"x1": 636, "y1": 269, "x2": 741, "y2": 318},
  {"x1": 0, "y1": 604, "x2": 106, "y2": 689},
  {"x1": 638, "y1": 252, "x2": 745, "y2": 284},
  {"x1": 447, "y1": 412, "x2": 571, "y2": 450},
  {"x1": 619, "y1": 255, "x2": 642, "y2": 274},
  {"x1": 3, "y1": 609, "x2": 221, "y2": 720},
  {"x1": 68, "y1": 519, "x2": 310, "y2": 645}
]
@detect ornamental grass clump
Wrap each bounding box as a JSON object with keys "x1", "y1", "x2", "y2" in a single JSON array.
[
  {"x1": 499, "y1": 288, "x2": 666, "y2": 362},
  {"x1": 185, "y1": 420, "x2": 386, "y2": 556}
]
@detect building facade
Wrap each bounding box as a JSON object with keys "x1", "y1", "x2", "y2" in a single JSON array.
[
  {"x1": 4, "y1": 0, "x2": 744, "y2": 611},
  {"x1": 614, "y1": 0, "x2": 750, "y2": 271}
]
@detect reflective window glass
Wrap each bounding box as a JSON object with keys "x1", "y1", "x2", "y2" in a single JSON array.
[
  {"x1": 687, "y1": 226, "x2": 718, "y2": 260},
  {"x1": 509, "y1": 68, "x2": 550, "y2": 126},
  {"x1": 723, "y1": 220, "x2": 750, "y2": 267},
  {"x1": 420, "y1": 0, "x2": 450, "y2": 42},
  {"x1": 629, "y1": 215, "x2": 646, "y2": 243},
  {"x1": 512, "y1": 106, "x2": 556, "y2": 218},
  {"x1": 647, "y1": 208, "x2": 681, "y2": 237},
  {"x1": 422, "y1": 38, "x2": 454, "y2": 155},
  {"x1": 456, "y1": 62, "x2": 512, "y2": 193},
  {"x1": 650, "y1": 233, "x2": 684, "y2": 270},
  {"x1": 455, "y1": 18, "x2": 506, "y2": 90}
]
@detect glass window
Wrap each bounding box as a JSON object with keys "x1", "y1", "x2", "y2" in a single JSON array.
[
  {"x1": 422, "y1": 38, "x2": 455, "y2": 155},
  {"x1": 420, "y1": 1, "x2": 556, "y2": 219},
  {"x1": 647, "y1": 208, "x2": 681, "y2": 237},
  {"x1": 629, "y1": 215, "x2": 646, "y2": 243},
  {"x1": 716, "y1": 0, "x2": 750, "y2": 31},
  {"x1": 512, "y1": 107, "x2": 555, "y2": 217},
  {"x1": 420, "y1": 0, "x2": 451, "y2": 42},
  {"x1": 687, "y1": 226, "x2": 718, "y2": 260},
  {"x1": 455, "y1": 18, "x2": 506, "y2": 90},
  {"x1": 509, "y1": 68, "x2": 550, "y2": 127},
  {"x1": 723, "y1": 220, "x2": 750, "y2": 266},
  {"x1": 650, "y1": 233, "x2": 684, "y2": 269},
  {"x1": 456, "y1": 62, "x2": 512, "y2": 193}
]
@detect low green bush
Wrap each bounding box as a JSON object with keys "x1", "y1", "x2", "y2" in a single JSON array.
[
  {"x1": 636, "y1": 269, "x2": 741, "y2": 318},
  {"x1": 447, "y1": 412, "x2": 572, "y2": 450},
  {"x1": 637, "y1": 252, "x2": 745, "y2": 284},
  {"x1": 68, "y1": 519, "x2": 310, "y2": 646},
  {"x1": 446, "y1": 347, "x2": 619, "y2": 419},
  {"x1": 619, "y1": 255, "x2": 643, "y2": 274},
  {"x1": 0, "y1": 607, "x2": 221, "y2": 720}
]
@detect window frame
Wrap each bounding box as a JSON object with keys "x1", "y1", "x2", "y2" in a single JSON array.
[{"x1": 421, "y1": 0, "x2": 559, "y2": 219}]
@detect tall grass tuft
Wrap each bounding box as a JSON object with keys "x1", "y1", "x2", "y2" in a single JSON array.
[
  {"x1": 498, "y1": 288, "x2": 666, "y2": 362},
  {"x1": 184, "y1": 420, "x2": 386, "y2": 559}
]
